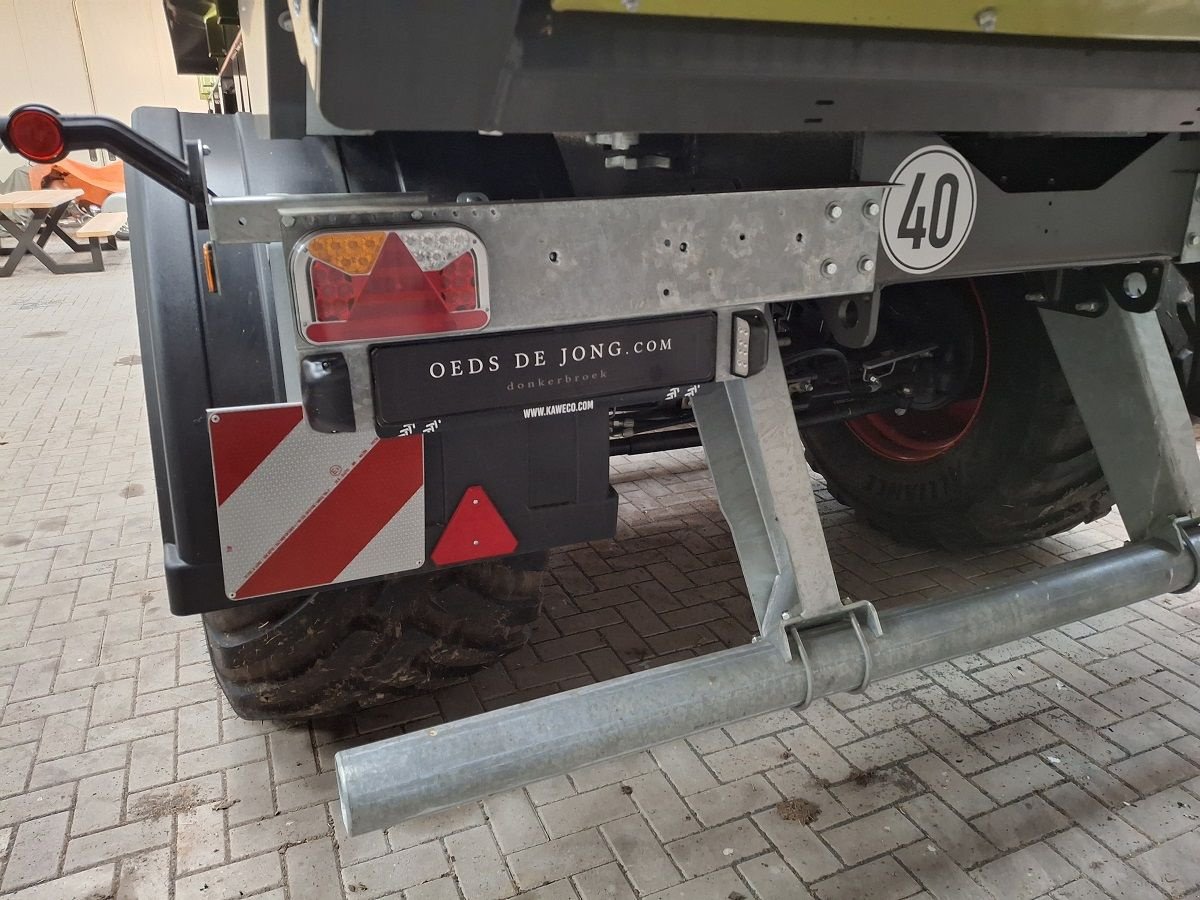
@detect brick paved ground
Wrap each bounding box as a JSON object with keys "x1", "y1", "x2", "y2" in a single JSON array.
[{"x1": 2, "y1": 249, "x2": 1200, "y2": 899}]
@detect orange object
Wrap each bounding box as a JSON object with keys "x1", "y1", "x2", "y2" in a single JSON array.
[{"x1": 28, "y1": 159, "x2": 125, "y2": 208}]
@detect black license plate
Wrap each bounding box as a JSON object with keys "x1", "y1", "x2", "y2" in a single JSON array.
[{"x1": 372, "y1": 313, "x2": 717, "y2": 426}]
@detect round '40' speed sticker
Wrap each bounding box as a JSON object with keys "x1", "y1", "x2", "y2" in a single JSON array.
[{"x1": 881, "y1": 145, "x2": 977, "y2": 275}]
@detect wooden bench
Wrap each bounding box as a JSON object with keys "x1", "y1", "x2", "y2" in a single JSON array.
[{"x1": 76, "y1": 211, "x2": 127, "y2": 248}]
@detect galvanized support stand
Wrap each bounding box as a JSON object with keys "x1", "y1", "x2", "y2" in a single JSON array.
[
  {"x1": 692, "y1": 327, "x2": 844, "y2": 631},
  {"x1": 1040, "y1": 294, "x2": 1200, "y2": 541},
  {"x1": 692, "y1": 323, "x2": 881, "y2": 678}
]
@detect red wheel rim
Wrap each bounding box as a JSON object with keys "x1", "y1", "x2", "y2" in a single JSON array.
[{"x1": 846, "y1": 282, "x2": 990, "y2": 463}]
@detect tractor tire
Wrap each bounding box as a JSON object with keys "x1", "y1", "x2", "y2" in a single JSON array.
[
  {"x1": 202, "y1": 554, "x2": 547, "y2": 720},
  {"x1": 801, "y1": 278, "x2": 1112, "y2": 550}
]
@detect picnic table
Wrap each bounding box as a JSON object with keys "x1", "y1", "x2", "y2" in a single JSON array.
[{"x1": 0, "y1": 188, "x2": 120, "y2": 277}]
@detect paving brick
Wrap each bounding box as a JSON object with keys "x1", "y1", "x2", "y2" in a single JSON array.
[
  {"x1": 3, "y1": 863, "x2": 114, "y2": 900},
  {"x1": 446, "y1": 824, "x2": 516, "y2": 900},
  {"x1": 71, "y1": 769, "x2": 124, "y2": 836},
  {"x1": 623, "y1": 770, "x2": 701, "y2": 843},
  {"x1": 285, "y1": 838, "x2": 344, "y2": 900},
  {"x1": 1131, "y1": 829, "x2": 1200, "y2": 898},
  {"x1": 1, "y1": 810, "x2": 69, "y2": 892},
  {"x1": 904, "y1": 754, "x2": 995, "y2": 818},
  {"x1": 974, "y1": 842, "x2": 1078, "y2": 900},
  {"x1": 601, "y1": 814, "x2": 681, "y2": 894},
  {"x1": 1048, "y1": 827, "x2": 1161, "y2": 900},
  {"x1": 900, "y1": 794, "x2": 996, "y2": 868},
  {"x1": 572, "y1": 862, "x2": 637, "y2": 900},
  {"x1": 974, "y1": 795, "x2": 1070, "y2": 851},
  {"x1": 972, "y1": 754, "x2": 1063, "y2": 804},
  {"x1": 223, "y1": 759, "x2": 275, "y2": 825},
  {"x1": 1108, "y1": 746, "x2": 1200, "y2": 795},
  {"x1": 484, "y1": 789, "x2": 547, "y2": 854},
  {"x1": 642, "y1": 867, "x2": 749, "y2": 900},
  {"x1": 230, "y1": 802, "x2": 330, "y2": 858},
  {"x1": 737, "y1": 851, "x2": 814, "y2": 899},
  {"x1": 1042, "y1": 781, "x2": 1151, "y2": 856},
  {"x1": 753, "y1": 810, "x2": 841, "y2": 883},
  {"x1": 1117, "y1": 786, "x2": 1200, "y2": 843},
  {"x1": 664, "y1": 818, "x2": 769, "y2": 878},
  {"x1": 686, "y1": 773, "x2": 781, "y2": 827},
  {"x1": 176, "y1": 798, "x2": 227, "y2": 874},
  {"x1": 116, "y1": 847, "x2": 171, "y2": 900},
  {"x1": 650, "y1": 739, "x2": 718, "y2": 796},
  {"x1": 821, "y1": 808, "x2": 921, "y2": 866},
  {"x1": 386, "y1": 802, "x2": 484, "y2": 852},
  {"x1": 175, "y1": 853, "x2": 284, "y2": 900},
  {"x1": 895, "y1": 843, "x2": 990, "y2": 900},
  {"x1": 813, "y1": 855, "x2": 920, "y2": 900},
  {"x1": 508, "y1": 829, "x2": 612, "y2": 891},
  {"x1": 829, "y1": 766, "x2": 921, "y2": 817}
]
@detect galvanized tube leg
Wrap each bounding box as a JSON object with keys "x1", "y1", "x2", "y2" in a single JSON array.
[
  {"x1": 1041, "y1": 298, "x2": 1200, "y2": 540},
  {"x1": 336, "y1": 529, "x2": 1200, "y2": 835},
  {"x1": 692, "y1": 327, "x2": 843, "y2": 633}
]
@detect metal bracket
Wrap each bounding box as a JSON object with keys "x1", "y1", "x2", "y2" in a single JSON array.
[
  {"x1": 1025, "y1": 263, "x2": 1165, "y2": 318},
  {"x1": 817, "y1": 289, "x2": 880, "y2": 349},
  {"x1": 1182, "y1": 173, "x2": 1200, "y2": 264},
  {"x1": 783, "y1": 600, "x2": 882, "y2": 707}
]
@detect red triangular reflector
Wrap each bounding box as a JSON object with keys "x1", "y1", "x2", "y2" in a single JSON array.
[{"x1": 431, "y1": 485, "x2": 518, "y2": 566}]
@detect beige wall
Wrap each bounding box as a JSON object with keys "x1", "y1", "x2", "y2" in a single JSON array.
[{"x1": 1, "y1": 0, "x2": 209, "y2": 179}]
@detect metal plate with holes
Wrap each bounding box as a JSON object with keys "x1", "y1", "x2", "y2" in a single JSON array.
[
  {"x1": 371, "y1": 313, "x2": 717, "y2": 427},
  {"x1": 252, "y1": 187, "x2": 883, "y2": 334}
]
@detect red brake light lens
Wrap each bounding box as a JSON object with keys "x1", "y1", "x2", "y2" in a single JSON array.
[
  {"x1": 7, "y1": 107, "x2": 66, "y2": 164},
  {"x1": 293, "y1": 226, "x2": 489, "y2": 344}
]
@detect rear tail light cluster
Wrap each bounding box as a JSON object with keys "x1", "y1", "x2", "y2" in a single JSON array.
[{"x1": 290, "y1": 226, "x2": 489, "y2": 344}]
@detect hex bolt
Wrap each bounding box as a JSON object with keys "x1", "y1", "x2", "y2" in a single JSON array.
[
  {"x1": 858, "y1": 257, "x2": 876, "y2": 274},
  {"x1": 863, "y1": 200, "x2": 881, "y2": 218},
  {"x1": 826, "y1": 202, "x2": 844, "y2": 221},
  {"x1": 780, "y1": 611, "x2": 791, "y2": 621},
  {"x1": 1024, "y1": 291, "x2": 1047, "y2": 303},
  {"x1": 821, "y1": 259, "x2": 838, "y2": 277},
  {"x1": 975, "y1": 6, "x2": 998, "y2": 32},
  {"x1": 1075, "y1": 300, "x2": 1102, "y2": 314},
  {"x1": 1122, "y1": 272, "x2": 1148, "y2": 300},
  {"x1": 1189, "y1": 233, "x2": 1200, "y2": 247}
]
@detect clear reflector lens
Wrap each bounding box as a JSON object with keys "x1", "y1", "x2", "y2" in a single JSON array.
[{"x1": 294, "y1": 226, "x2": 489, "y2": 344}]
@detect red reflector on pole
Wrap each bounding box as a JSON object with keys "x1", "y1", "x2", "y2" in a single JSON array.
[
  {"x1": 431, "y1": 485, "x2": 518, "y2": 566},
  {"x1": 7, "y1": 107, "x2": 66, "y2": 163}
]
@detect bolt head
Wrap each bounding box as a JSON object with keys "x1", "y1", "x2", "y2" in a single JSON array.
[
  {"x1": 1122, "y1": 271, "x2": 1148, "y2": 300},
  {"x1": 821, "y1": 259, "x2": 838, "y2": 277},
  {"x1": 858, "y1": 257, "x2": 876, "y2": 274},
  {"x1": 826, "y1": 203, "x2": 843, "y2": 221},
  {"x1": 780, "y1": 612, "x2": 791, "y2": 620},
  {"x1": 1024, "y1": 291, "x2": 1047, "y2": 304},
  {"x1": 1189, "y1": 233, "x2": 1200, "y2": 247},
  {"x1": 863, "y1": 200, "x2": 881, "y2": 217},
  {"x1": 975, "y1": 6, "x2": 998, "y2": 32}
]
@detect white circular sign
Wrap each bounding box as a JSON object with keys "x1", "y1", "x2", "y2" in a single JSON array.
[{"x1": 881, "y1": 145, "x2": 977, "y2": 275}]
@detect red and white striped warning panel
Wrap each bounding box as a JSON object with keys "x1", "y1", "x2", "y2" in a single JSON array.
[{"x1": 207, "y1": 403, "x2": 425, "y2": 600}]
